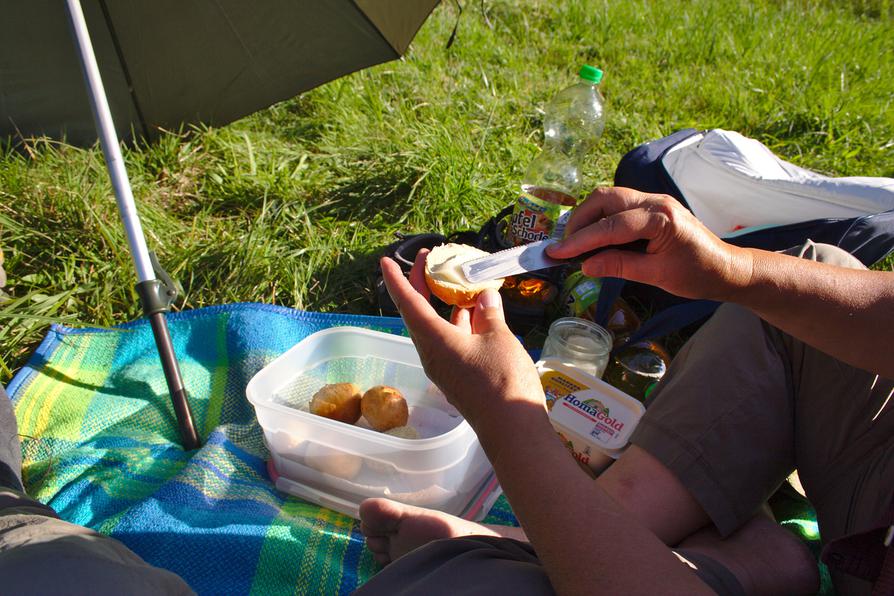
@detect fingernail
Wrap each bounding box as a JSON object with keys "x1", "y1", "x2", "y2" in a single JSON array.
[{"x1": 479, "y1": 289, "x2": 502, "y2": 310}]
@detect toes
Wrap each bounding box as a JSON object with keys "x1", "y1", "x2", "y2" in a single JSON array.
[
  {"x1": 364, "y1": 536, "x2": 390, "y2": 554},
  {"x1": 359, "y1": 498, "x2": 406, "y2": 536}
]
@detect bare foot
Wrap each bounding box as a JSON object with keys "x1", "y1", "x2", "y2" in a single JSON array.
[{"x1": 359, "y1": 498, "x2": 527, "y2": 565}]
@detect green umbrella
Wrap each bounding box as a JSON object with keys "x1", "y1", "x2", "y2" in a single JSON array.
[
  {"x1": 0, "y1": 0, "x2": 437, "y2": 449},
  {"x1": 2, "y1": 0, "x2": 438, "y2": 145}
]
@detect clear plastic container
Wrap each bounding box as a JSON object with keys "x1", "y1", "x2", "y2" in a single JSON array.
[
  {"x1": 245, "y1": 327, "x2": 498, "y2": 520},
  {"x1": 540, "y1": 317, "x2": 613, "y2": 379}
]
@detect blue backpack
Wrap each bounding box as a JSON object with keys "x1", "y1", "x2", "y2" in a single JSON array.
[{"x1": 596, "y1": 129, "x2": 894, "y2": 346}]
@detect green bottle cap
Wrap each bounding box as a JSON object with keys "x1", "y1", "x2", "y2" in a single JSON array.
[{"x1": 579, "y1": 65, "x2": 603, "y2": 85}]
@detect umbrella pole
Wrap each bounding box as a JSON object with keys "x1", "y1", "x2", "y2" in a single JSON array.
[{"x1": 64, "y1": 0, "x2": 201, "y2": 450}]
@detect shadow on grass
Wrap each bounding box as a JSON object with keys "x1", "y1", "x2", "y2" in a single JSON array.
[
  {"x1": 254, "y1": 95, "x2": 328, "y2": 146},
  {"x1": 299, "y1": 243, "x2": 388, "y2": 316},
  {"x1": 314, "y1": 162, "x2": 422, "y2": 225}
]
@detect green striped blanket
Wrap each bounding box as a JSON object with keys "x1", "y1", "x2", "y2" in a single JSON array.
[{"x1": 6, "y1": 304, "x2": 518, "y2": 595}]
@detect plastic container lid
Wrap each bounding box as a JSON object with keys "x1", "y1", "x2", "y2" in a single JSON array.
[
  {"x1": 550, "y1": 388, "x2": 643, "y2": 451},
  {"x1": 537, "y1": 360, "x2": 645, "y2": 473},
  {"x1": 579, "y1": 65, "x2": 603, "y2": 85}
]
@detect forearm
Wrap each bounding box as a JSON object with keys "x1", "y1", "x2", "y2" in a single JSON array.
[
  {"x1": 473, "y1": 403, "x2": 713, "y2": 596},
  {"x1": 725, "y1": 247, "x2": 894, "y2": 378}
]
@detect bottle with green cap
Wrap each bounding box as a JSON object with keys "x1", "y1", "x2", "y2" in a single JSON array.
[{"x1": 509, "y1": 65, "x2": 606, "y2": 246}]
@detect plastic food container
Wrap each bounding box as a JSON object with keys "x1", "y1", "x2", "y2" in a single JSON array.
[
  {"x1": 536, "y1": 360, "x2": 646, "y2": 475},
  {"x1": 246, "y1": 327, "x2": 499, "y2": 520}
]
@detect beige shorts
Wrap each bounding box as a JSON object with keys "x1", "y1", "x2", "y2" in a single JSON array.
[{"x1": 631, "y1": 241, "x2": 894, "y2": 595}]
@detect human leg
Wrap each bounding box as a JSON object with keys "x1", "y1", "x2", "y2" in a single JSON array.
[
  {"x1": 0, "y1": 384, "x2": 24, "y2": 492},
  {"x1": 674, "y1": 507, "x2": 819, "y2": 595},
  {"x1": 613, "y1": 241, "x2": 892, "y2": 594},
  {"x1": 360, "y1": 498, "x2": 528, "y2": 565},
  {"x1": 1, "y1": 384, "x2": 194, "y2": 594},
  {"x1": 360, "y1": 261, "x2": 811, "y2": 589},
  {"x1": 357, "y1": 309, "x2": 802, "y2": 591},
  {"x1": 355, "y1": 531, "x2": 753, "y2": 596},
  {"x1": 354, "y1": 536, "x2": 555, "y2": 596},
  {"x1": 361, "y1": 242, "x2": 891, "y2": 593},
  {"x1": 772, "y1": 244, "x2": 894, "y2": 595}
]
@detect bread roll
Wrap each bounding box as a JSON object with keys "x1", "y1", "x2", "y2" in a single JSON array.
[
  {"x1": 304, "y1": 442, "x2": 362, "y2": 480},
  {"x1": 310, "y1": 383, "x2": 362, "y2": 424},
  {"x1": 385, "y1": 425, "x2": 420, "y2": 440},
  {"x1": 361, "y1": 385, "x2": 409, "y2": 432},
  {"x1": 424, "y1": 243, "x2": 504, "y2": 308}
]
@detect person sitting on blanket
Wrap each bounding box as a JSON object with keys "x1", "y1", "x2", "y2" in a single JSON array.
[
  {"x1": 356, "y1": 187, "x2": 894, "y2": 596},
  {"x1": 0, "y1": 249, "x2": 195, "y2": 595}
]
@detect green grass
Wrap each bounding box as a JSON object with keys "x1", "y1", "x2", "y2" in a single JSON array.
[{"x1": 1, "y1": 0, "x2": 892, "y2": 383}]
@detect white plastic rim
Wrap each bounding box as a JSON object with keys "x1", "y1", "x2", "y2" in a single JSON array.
[{"x1": 246, "y1": 327, "x2": 474, "y2": 451}]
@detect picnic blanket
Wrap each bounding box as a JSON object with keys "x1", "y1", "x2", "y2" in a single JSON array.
[
  {"x1": 5, "y1": 302, "x2": 828, "y2": 594},
  {"x1": 5, "y1": 303, "x2": 517, "y2": 595}
]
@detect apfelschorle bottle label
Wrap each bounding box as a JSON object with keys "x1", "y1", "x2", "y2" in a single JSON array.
[
  {"x1": 508, "y1": 190, "x2": 573, "y2": 246},
  {"x1": 561, "y1": 270, "x2": 602, "y2": 318}
]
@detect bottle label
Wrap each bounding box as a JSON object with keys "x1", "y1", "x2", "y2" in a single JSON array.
[
  {"x1": 560, "y1": 270, "x2": 602, "y2": 319},
  {"x1": 508, "y1": 190, "x2": 573, "y2": 246}
]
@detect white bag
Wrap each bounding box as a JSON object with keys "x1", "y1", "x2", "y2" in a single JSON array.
[{"x1": 661, "y1": 129, "x2": 894, "y2": 237}]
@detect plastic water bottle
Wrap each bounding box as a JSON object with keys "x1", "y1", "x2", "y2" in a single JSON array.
[{"x1": 509, "y1": 65, "x2": 606, "y2": 245}]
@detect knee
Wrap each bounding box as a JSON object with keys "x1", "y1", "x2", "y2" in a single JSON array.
[{"x1": 597, "y1": 445, "x2": 711, "y2": 544}]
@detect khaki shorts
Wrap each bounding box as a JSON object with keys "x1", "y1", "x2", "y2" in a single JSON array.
[
  {"x1": 354, "y1": 536, "x2": 746, "y2": 596},
  {"x1": 631, "y1": 241, "x2": 894, "y2": 595}
]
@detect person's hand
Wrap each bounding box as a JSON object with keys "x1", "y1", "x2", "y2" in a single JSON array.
[
  {"x1": 546, "y1": 187, "x2": 752, "y2": 301},
  {"x1": 380, "y1": 250, "x2": 545, "y2": 434}
]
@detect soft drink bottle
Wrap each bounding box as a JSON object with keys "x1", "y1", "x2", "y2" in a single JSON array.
[{"x1": 509, "y1": 65, "x2": 606, "y2": 245}]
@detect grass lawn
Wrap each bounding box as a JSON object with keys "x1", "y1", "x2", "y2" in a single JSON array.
[{"x1": 1, "y1": 0, "x2": 892, "y2": 383}]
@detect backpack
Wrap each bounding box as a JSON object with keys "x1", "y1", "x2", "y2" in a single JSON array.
[{"x1": 597, "y1": 128, "x2": 894, "y2": 347}]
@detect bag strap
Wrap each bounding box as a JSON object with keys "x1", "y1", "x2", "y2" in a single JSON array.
[
  {"x1": 876, "y1": 534, "x2": 894, "y2": 596},
  {"x1": 593, "y1": 277, "x2": 719, "y2": 350},
  {"x1": 874, "y1": 500, "x2": 894, "y2": 596},
  {"x1": 592, "y1": 277, "x2": 625, "y2": 327},
  {"x1": 821, "y1": 496, "x2": 894, "y2": 594},
  {"x1": 620, "y1": 300, "x2": 720, "y2": 349}
]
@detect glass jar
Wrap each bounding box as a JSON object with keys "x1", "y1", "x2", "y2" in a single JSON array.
[
  {"x1": 605, "y1": 297, "x2": 641, "y2": 348},
  {"x1": 539, "y1": 317, "x2": 613, "y2": 379},
  {"x1": 604, "y1": 340, "x2": 670, "y2": 402}
]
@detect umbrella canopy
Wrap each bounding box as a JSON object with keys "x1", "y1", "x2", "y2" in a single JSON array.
[
  {"x1": 1, "y1": 0, "x2": 438, "y2": 146},
  {"x1": 0, "y1": 0, "x2": 438, "y2": 449}
]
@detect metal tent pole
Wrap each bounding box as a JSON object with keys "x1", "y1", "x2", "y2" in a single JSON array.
[{"x1": 64, "y1": 0, "x2": 201, "y2": 450}]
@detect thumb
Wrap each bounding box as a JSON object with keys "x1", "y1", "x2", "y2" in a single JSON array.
[{"x1": 471, "y1": 289, "x2": 508, "y2": 335}]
